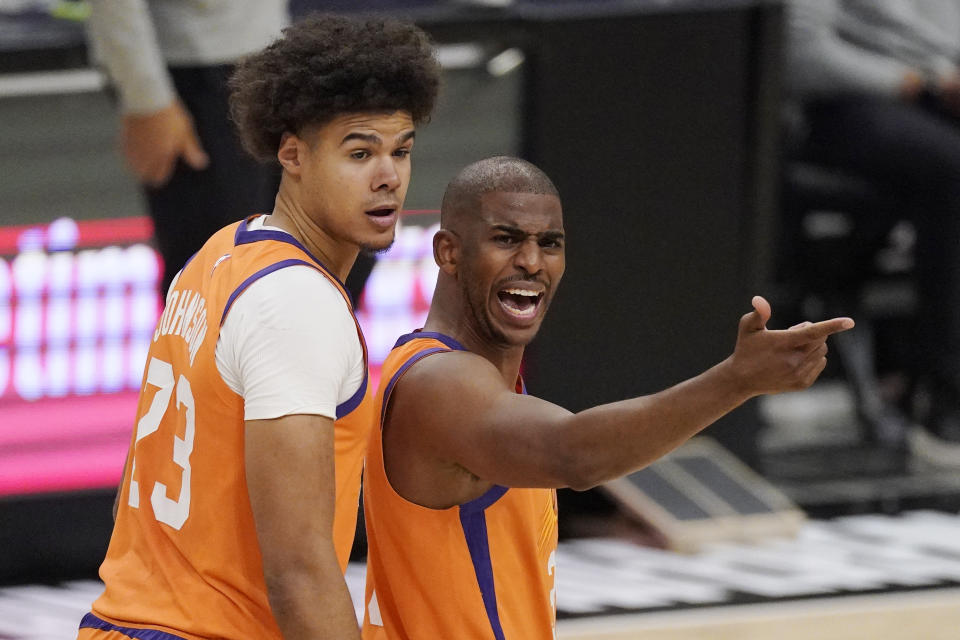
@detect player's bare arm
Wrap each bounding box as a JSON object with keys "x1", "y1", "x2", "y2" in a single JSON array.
[
  {"x1": 246, "y1": 414, "x2": 361, "y2": 639},
  {"x1": 384, "y1": 296, "x2": 852, "y2": 509}
]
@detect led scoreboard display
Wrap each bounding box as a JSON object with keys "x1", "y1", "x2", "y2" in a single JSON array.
[
  {"x1": 357, "y1": 214, "x2": 440, "y2": 390},
  {"x1": 0, "y1": 213, "x2": 439, "y2": 498},
  {"x1": 0, "y1": 217, "x2": 160, "y2": 497}
]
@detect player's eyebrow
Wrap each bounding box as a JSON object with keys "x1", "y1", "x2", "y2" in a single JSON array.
[
  {"x1": 340, "y1": 130, "x2": 415, "y2": 146},
  {"x1": 491, "y1": 224, "x2": 565, "y2": 241},
  {"x1": 491, "y1": 223, "x2": 525, "y2": 235},
  {"x1": 341, "y1": 132, "x2": 380, "y2": 146}
]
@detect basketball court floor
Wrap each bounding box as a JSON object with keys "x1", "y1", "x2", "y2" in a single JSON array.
[{"x1": 4, "y1": 506, "x2": 960, "y2": 639}]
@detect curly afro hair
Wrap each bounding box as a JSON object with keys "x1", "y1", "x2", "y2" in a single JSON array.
[{"x1": 229, "y1": 13, "x2": 441, "y2": 163}]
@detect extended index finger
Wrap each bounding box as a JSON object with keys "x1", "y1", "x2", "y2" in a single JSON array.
[{"x1": 794, "y1": 317, "x2": 855, "y2": 342}]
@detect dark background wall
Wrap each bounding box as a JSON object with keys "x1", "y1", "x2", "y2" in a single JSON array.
[
  {"x1": 0, "y1": 0, "x2": 783, "y2": 582},
  {"x1": 417, "y1": 0, "x2": 784, "y2": 464},
  {"x1": 517, "y1": 3, "x2": 783, "y2": 467}
]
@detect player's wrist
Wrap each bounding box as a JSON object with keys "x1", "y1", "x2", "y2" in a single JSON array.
[{"x1": 712, "y1": 356, "x2": 757, "y2": 402}]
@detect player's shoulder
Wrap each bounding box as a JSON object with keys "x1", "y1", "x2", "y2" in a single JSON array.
[
  {"x1": 246, "y1": 263, "x2": 348, "y2": 310},
  {"x1": 257, "y1": 262, "x2": 345, "y2": 296},
  {"x1": 397, "y1": 347, "x2": 501, "y2": 399}
]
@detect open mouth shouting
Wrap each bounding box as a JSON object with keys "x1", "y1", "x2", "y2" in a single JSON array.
[{"x1": 496, "y1": 284, "x2": 545, "y2": 322}]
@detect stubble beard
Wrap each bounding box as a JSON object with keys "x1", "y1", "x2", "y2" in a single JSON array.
[
  {"x1": 359, "y1": 233, "x2": 396, "y2": 256},
  {"x1": 359, "y1": 241, "x2": 394, "y2": 257},
  {"x1": 462, "y1": 280, "x2": 514, "y2": 348}
]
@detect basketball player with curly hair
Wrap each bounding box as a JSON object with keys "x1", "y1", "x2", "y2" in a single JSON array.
[{"x1": 77, "y1": 14, "x2": 440, "y2": 640}]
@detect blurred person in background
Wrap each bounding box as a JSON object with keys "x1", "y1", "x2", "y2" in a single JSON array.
[
  {"x1": 77, "y1": 14, "x2": 440, "y2": 639},
  {"x1": 786, "y1": 0, "x2": 960, "y2": 464},
  {"x1": 85, "y1": 0, "x2": 288, "y2": 295}
]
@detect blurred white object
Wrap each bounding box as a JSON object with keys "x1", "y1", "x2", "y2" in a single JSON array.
[{"x1": 0, "y1": 69, "x2": 107, "y2": 98}]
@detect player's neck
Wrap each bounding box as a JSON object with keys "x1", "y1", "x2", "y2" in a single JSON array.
[{"x1": 268, "y1": 194, "x2": 358, "y2": 282}]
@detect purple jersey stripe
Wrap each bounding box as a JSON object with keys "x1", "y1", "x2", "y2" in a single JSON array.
[
  {"x1": 459, "y1": 499, "x2": 508, "y2": 640},
  {"x1": 393, "y1": 330, "x2": 466, "y2": 351},
  {"x1": 336, "y1": 369, "x2": 368, "y2": 419},
  {"x1": 219, "y1": 258, "x2": 317, "y2": 326},
  {"x1": 379, "y1": 347, "x2": 449, "y2": 426},
  {"x1": 180, "y1": 250, "x2": 198, "y2": 273},
  {"x1": 461, "y1": 484, "x2": 509, "y2": 512},
  {"x1": 78, "y1": 613, "x2": 188, "y2": 640},
  {"x1": 232, "y1": 219, "x2": 353, "y2": 306}
]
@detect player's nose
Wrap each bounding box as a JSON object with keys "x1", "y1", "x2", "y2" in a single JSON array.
[{"x1": 373, "y1": 157, "x2": 402, "y2": 191}]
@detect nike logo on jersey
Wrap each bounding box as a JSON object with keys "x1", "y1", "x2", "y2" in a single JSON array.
[{"x1": 211, "y1": 253, "x2": 232, "y2": 274}]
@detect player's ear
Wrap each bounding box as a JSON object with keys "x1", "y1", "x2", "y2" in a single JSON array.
[
  {"x1": 277, "y1": 132, "x2": 304, "y2": 175},
  {"x1": 433, "y1": 230, "x2": 460, "y2": 275}
]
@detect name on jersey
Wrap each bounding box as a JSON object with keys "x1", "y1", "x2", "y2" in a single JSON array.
[{"x1": 153, "y1": 288, "x2": 208, "y2": 366}]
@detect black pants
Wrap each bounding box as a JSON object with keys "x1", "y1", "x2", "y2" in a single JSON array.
[
  {"x1": 145, "y1": 65, "x2": 280, "y2": 294},
  {"x1": 804, "y1": 96, "x2": 960, "y2": 390}
]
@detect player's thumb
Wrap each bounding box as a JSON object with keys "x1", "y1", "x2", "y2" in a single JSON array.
[
  {"x1": 740, "y1": 295, "x2": 771, "y2": 333},
  {"x1": 181, "y1": 132, "x2": 209, "y2": 171}
]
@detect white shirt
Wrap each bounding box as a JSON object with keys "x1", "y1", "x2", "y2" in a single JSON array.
[
  {"x1": 86, "y1": 0, "x2": 289, "y2": 113},
  {"x1": 214, "y1": 218, "x2": 365, "y2": 421}
]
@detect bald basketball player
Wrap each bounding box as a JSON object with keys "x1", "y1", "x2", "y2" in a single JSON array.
[{"x1": 361, "y1": 156, "x2": 854, "y2": 639}]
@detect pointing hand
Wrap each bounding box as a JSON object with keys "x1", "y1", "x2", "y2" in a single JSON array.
[{"x1": 730, "y1": 296, "x2": 854, "y2": 396}]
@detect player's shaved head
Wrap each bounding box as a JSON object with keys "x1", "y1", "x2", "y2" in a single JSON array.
[{"x1": 440, "y1": 156, "x2": 560, "y2": 230}]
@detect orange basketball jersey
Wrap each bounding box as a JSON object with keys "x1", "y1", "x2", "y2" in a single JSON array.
[
  {"x1": 362, "y1": 332, "x2": 559, "y2": 640},
  {"x1": 79, "y1": 216, "x2": 372, "y2": 640}
]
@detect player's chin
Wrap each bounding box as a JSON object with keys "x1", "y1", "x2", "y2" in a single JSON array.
[
  {"x1": 359, "y1": 233, "x2": 396, "y2": 255},
  {"x1": 494, "y1": 318, "x2": 545, "y2": 347},
  {"x1": 502, "y1": 328, "x2": 542, "y2": 348}
]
